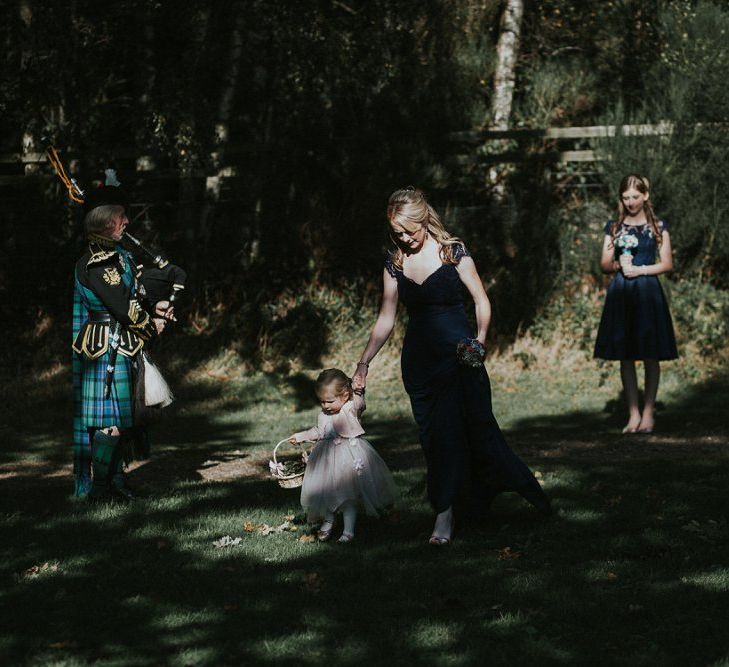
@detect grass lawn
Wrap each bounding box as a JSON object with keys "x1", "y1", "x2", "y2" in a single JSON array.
[{"x1": 1, "y1": 346, "x2": 729, "y2": 666}]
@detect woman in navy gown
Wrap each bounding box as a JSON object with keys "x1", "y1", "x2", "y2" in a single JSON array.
[
  {"x1": 352, "y1": 187, "x2": 550, "y2": 545},
  {"x1": 594, "y1": 174, "x2": 677, "y2": 433}
]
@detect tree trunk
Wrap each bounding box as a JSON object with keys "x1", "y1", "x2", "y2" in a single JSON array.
[
  {"x1": 489, "y1": 0, "x2": 523, "y2": 130},
  {"x1": 197, "y1": 5, "x2": 246, "y2": 254},
  {"x1": 487, "y1": 0, "x2": 524, "y2": 200}
]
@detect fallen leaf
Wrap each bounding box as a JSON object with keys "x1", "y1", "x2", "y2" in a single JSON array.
[
  {"x1": 213, "y1": 535, "x2": 242, "y2": 548},
  {"x1": 534, "y1": 471, "x2": 543, "y2": 479},
  {"x1": 607, "y1": 572, "x2": 618, "y2": 581},
  {"x1": 258, "y1": 524, "x2": 273, "y2": 536},
  {"x1": 298, "y1": 534, "x2": 316, "y2": 544},
  {"x1": 48, "y1": 641, "x2": 79, "y2": 649},
  {"x1": 303, "y1": 572, "x2": 322, "y2": 593},
  {"x1": 22, "y1": 562, "x2": 59, "y2": 578},
  {"x1": 497, "y1": 547, "x2": 524, "y2": 561},
  {"x1": 243, "y1": 521, "x2": 255, "y2": 533}
]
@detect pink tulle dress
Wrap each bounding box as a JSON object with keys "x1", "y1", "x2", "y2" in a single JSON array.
[{"x1": 293, "y1": 393, "x2": 398, "y2": 522}]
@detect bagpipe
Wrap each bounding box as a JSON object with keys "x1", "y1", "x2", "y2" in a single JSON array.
[{"x1": 45, "y1": 144, "x2": 187, "y2": 308}]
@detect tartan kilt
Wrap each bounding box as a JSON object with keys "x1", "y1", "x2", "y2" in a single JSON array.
[{"x1": 72, "y1": 348, "x2": 135, "y2": 477}]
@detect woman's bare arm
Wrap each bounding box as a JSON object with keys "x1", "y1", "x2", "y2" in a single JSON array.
[
  {"x1": 456, "y1": 256, "x2": 491, "y2": 345},
  {"x1": 600, "y1": 235, "x2": 620, "y2": 273},
  {"x1": 352, "y1": 269, "x2": 399, "y2": 389}
]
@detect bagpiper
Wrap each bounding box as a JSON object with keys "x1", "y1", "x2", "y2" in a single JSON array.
[{"x1": 72, "y1": 176, "x2": 173, "y2": 500}]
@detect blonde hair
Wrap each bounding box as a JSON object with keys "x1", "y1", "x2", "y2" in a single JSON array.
[
  {"x1": 609, "y1": 174, "x2": 662, "y2": 246},
  {"x1": 315, "y1": 368, "x2": 352, "y2": 400},
  {"x1": 387, "y1": 187, "x2": 463, "y2": 270}
]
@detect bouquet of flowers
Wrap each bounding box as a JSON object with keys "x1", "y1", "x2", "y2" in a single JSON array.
[
  {"x1": 456, "y1": 338, "x2": 485, "y2": 368},
  {"x1": 615, "y1": 233, "x2": 639, "y2": 255}
]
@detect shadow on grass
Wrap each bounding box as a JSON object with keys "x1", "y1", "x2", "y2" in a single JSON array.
[
  {"x1": 504, "y1": 368, "x2": 729, "y2": 462},
  {"x1": 2, "y1": 457, "x2": 729, "y2": 665},
  {"x1": 2, "y1": 367, "x2": 729, "y2": 664}
]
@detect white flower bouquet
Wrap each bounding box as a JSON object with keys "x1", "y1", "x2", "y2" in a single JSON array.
[{"x1": 615, "y1": 233, "x2": 639, "y2": 255}]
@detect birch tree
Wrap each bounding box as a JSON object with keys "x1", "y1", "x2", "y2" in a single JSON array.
[{"x1": 489, "y1": 0, "x2": 524, "y2": 130}]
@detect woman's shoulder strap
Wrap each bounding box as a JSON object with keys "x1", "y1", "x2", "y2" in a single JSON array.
[
  {"x1": 384, "y1": 255, "x2": 399, "y2": 279},
  {"x1": 452, "y1": 242, "x2": 470, "y2": 263}
]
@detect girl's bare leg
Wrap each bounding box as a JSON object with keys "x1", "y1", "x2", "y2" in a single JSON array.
[
  {"x1": 620, "y1": 360, "x2": 641, "y2": 433},
  {"x1": 639, "y1": 360, "x2": 660, "y2": 432}
]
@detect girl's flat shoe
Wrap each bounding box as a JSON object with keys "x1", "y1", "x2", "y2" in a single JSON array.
[
  {"x1": 337, "y1": 532, "x2": 354, "y2": 543},
  {"x1": 317, "y1": 522, "x2": 334, "y2": 542},
  {"x1": 637, "y1": 428, "x2": 653, "y2": 434}
]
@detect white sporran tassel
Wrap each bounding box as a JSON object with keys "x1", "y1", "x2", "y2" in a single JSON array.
[{"x1": 143, "y1": 353, "x2": 174, "y2": 408}]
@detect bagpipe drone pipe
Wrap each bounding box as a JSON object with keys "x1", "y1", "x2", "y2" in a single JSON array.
[{"x1": 44, "y1": 142, "x2": 187, "y2": 310}]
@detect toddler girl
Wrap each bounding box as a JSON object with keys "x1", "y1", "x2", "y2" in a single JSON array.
[{"x1": 289, "y1": 368, "x2": 397, "y2": 542}]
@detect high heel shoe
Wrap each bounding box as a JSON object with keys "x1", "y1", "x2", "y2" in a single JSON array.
[{"x1": 428, "y1": 514, "x2": 455, "y2": 546}]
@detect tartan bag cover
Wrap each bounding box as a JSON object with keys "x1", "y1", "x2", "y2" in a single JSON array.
[{"x1": 72, "y1": 246, "x2": 137, "y2": 477}]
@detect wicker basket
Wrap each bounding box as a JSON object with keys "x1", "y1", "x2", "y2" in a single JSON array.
[{"x1": 270, "y1": 439, "x2": 310, "y2": 489}]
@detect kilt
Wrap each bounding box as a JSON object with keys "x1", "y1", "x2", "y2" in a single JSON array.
[{"x1": 72, "y1": 281, "x2": 135, "y2": 477}]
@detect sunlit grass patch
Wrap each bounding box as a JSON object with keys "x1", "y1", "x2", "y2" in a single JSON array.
[{"x1": 681, "y1": 570, "x2": 729, "y2": 593}]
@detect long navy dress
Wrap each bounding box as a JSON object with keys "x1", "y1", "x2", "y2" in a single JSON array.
[
  {"x1": 594, "y1": 221, "x2": 678, "y2": 361},
  {"x1": 385, "y1": 244, "x2": 550, "y2": 516}
]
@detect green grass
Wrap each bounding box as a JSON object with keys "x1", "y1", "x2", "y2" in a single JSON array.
[{"x1": 1, "y1": 348, "x2": 729, "y2": 666}]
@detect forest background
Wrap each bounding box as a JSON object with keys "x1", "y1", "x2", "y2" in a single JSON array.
[{"x1": 2, "y1": 0, "x2": 728, "y2": 373}]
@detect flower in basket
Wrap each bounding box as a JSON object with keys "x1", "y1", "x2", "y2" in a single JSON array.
[
  {"x1": 615, "y1": 233, "x2": 639, "y2": 255},
  {"x1": 269, "y1": 460, "x2": 284, "y2": 475},
  {"x1": 280, "y1": 460, "x2": 306, "y2": 476},
  {"x1": 456, "y1": 338, "x2": 485, "y2": 368}
]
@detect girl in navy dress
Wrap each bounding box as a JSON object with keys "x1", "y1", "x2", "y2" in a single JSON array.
[
  {"x1": 594, "y1": 174, "x2": 678, "y2": 433},
  {"x1": 352, "y1": 187, "x2": 549, "y2": 546}
]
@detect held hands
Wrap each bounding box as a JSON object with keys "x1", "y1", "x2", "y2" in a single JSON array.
[{"x1": 352, "y1": 362, "x2": 368, "y2": 391}]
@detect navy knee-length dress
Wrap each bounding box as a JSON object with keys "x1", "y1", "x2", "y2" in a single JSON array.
[
  {"x1": 594, "y1": 220, "x2": 678, "y2": 361},
  {"x1": 385, "y1": 244, "x2": 549, "y2": 515}
]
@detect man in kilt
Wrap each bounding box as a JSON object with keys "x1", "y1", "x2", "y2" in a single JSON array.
[{"x1": 72, "y1": 186, "x2": 171, "y2": 500}]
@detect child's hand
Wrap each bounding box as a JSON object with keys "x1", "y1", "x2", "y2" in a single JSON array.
[{"x1": 288, "y1": 436, "x2": 297, "y2": 445}]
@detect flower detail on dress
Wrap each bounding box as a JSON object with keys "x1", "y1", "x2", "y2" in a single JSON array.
[{"x1": 353, "y1": 458, "x2": 365, "y2": 475}]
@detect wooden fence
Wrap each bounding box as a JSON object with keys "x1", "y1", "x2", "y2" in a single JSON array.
[{"x1": 0, "y1": 122, "x2": 678, "y2": 196}]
